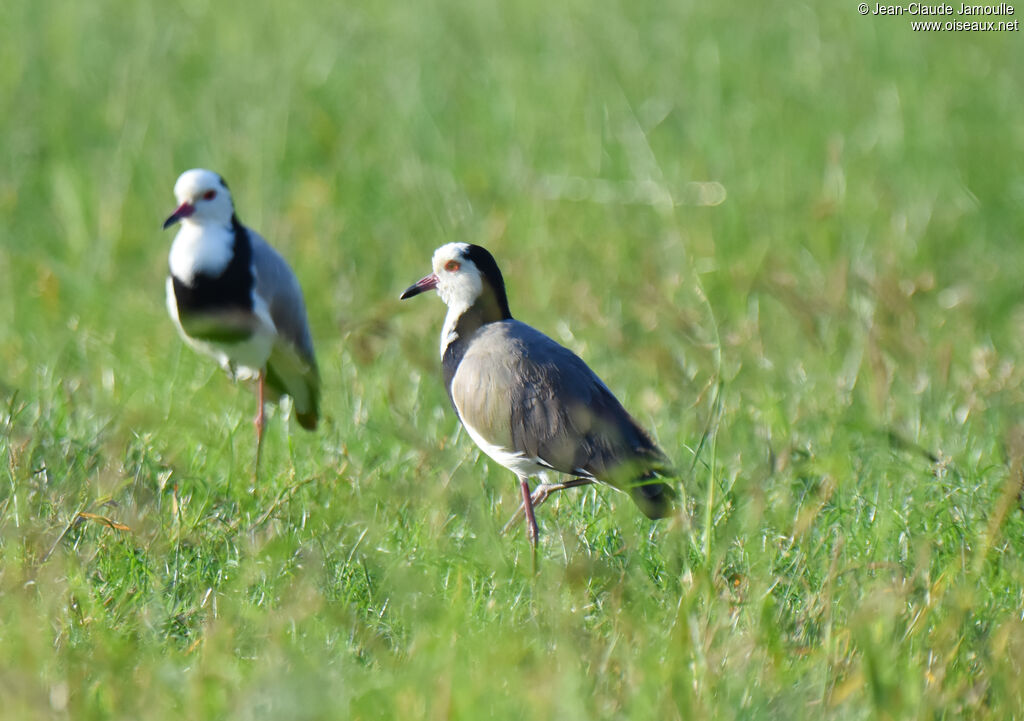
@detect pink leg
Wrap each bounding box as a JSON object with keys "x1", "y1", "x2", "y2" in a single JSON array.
[
  {"x1": 501, "y1": 477, "x2": 594, "y2": 535},
  {"x1": 519, "y1": 477, "x2": 539, "y2": 549},
  {"x1": 254, "y1": 370, "x2": 266, "y2": 468}
]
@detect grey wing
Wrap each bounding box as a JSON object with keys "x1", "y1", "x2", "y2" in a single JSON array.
[
  {"x1": 459, "y1": 321, "x2": 672, "y2": 483},
  {"x1": 514, "y1": 324, "x2": 671, "y2": 481},
  {"x1": 250, "y1": 233, "x2": 320, "y2": 429},
  {"x1": 250, "y1": 234, "x2": 316, "y2": 364}
]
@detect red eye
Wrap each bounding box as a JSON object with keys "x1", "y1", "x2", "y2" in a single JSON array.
[
  {"x1": 444, "y1": 260, "x2": 461, "y2": 272},
  {"x1": 202, "y1": 190, "x2": 217, "y2": 201}
]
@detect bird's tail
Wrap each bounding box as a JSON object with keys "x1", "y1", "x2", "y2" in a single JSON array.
[
  {"x1": 295, "y1": 406, "x2": 318, "y2": 431},
  {"x1": 629, "y1": 473, "x2": 677, "y2": 519},
  {"x1": 292, "y1": 370, "x2": 319, "y2": 431},
  {"x1": 601, "y1": 450, "x2": 678, "y2": 519},
  {"x1": 266, "y1": 346, "x2": 320, "y2": 432}
]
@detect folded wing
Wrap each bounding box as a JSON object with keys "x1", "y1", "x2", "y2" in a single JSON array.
[
  {"x1": 250, "y1": 234, "x2": 320, "y2": 429},
  {"x1": 451, "y1": 320, "x2": 675, "y2": 518}
]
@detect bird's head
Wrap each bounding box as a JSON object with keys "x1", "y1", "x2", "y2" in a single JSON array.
[
  {"x1": 163, "y1": 169, "x2": 235, "y2": 230},
  {"x1": 401, "y1": 243, "x2": 511, "y2": 320}
]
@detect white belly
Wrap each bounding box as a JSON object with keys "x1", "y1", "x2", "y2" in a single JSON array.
[
  {"x1": 185, "y1": 330, "x2": 275, "y2": 380},
  {"x1": 460, "y1": 417, "x2": 553, "y2": 480}
]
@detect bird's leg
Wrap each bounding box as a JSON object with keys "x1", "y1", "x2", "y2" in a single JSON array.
[
  {"x1": 254, "y1": 370, "x2": 267, "y2": 474},
  {"x1": 501, "y1": 478, "x2": 595, "y2": 535},
  {"x1": 519, "y1": 477, "x2": 540, "y2": 550}
]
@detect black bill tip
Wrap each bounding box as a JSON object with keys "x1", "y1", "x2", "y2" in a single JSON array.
[
  {"x1": 400, "y1": 273, "x2": 439, "y2": 300},
  {"x1": 162, "y1": 201, "x2": 195, "y2": 230}
]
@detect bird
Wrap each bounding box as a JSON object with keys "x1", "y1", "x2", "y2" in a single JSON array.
[
  {"x1": 162, "y1": 168, "x2": 319, "y2": 461},
  {"x1": 400, "y1": 242, "x2": 676, "y2": 550}
]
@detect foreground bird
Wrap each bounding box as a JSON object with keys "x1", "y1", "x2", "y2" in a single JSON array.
[
  {"x1": 162, "y1": 169, "x2": 319, "y2": 459},
  {"x1": 400, "y1": 243, "x2": 676, "y2": 549}
]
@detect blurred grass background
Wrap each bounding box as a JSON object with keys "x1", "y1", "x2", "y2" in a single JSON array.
[{"x1": 2, "y1": 0, "x2": 1024, "y2": 717}]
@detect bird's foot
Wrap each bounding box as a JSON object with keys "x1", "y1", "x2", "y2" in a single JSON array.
[{"x1": 500, "y1": 478, "x2": 594, "y2": 535}]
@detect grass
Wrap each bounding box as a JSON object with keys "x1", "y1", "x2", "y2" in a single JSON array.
[{"x1": 2, "y1": 0, "x2": 1024, "y2": 717}]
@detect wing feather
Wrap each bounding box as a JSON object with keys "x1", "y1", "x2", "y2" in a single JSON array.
[
  {"x1": 249, "y1": 233, "x2": 319, "y2": 427},
  {"x1": 451, "y1": 321, "x2": 675, "y2": 516}
]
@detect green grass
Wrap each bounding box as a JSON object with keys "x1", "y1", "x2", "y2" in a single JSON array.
[{"x1": 3, "y1": 0, "x2": 1024, "y2": 717}]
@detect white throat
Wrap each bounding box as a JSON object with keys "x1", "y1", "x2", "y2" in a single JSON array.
[{"x1": 168, "y1": 219, "x2": 236, "y2": 284}]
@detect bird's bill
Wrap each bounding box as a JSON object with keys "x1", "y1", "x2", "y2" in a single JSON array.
[
  {"x1": 162, "y1": 201, "x2": 195, "y2": 229},
  {"x1": 400, "y1": 273, "x2": 439, "y2": 299}
]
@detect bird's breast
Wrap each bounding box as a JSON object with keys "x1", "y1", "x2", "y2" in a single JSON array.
[{"x1": 167, "y1": 222, "x2": 254, "y2": 318}]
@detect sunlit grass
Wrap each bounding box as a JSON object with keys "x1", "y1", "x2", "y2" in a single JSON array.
[{"x1": 2, "y1": 0, "x2": 1024, "y2": 717}]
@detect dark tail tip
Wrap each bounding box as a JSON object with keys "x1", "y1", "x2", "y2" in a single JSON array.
[
  {"x1": 295, "y1": 372, "x2": 319, "y2": 431},
  {"x1": 631, "y1": 479, "x2": 677, "y2": 519},
  {"x1": 295, "y1": 410, "x2": 318, "y2": 431}
]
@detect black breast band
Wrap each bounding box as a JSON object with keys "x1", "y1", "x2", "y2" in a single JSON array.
[{"x1": 172, "y1": 215, "x2": 254, "y2": 317}]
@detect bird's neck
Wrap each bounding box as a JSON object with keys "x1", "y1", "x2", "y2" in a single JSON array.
[
  {"x1": 439, "y1": 291, "x2": 512, "y2": 403},
  {"x1": 438, "y1": 288, "x2": 511, "y2": 359}
]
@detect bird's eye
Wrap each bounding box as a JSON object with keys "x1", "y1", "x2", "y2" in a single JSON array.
[
  {"x1": 202, "y1": 190, "x2": 217, "y2": 201},
  {"x1": 444, "y1": 260, "x2": 461, "y2": 272}
]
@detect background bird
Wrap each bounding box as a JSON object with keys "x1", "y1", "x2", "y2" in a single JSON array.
[
  {"x1": 400, "y1": 242, "x2": 676, "y2": 550},
  {"x1": 162, "y1": 168, "x2": 319, "y2": 461}
]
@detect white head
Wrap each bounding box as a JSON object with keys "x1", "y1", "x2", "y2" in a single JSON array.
[
  {"x1": 401, "y1": 243, "x2": 512, "y2": 310},
  {"x1": 163, "y1": 169, "x2": 235, "y2": 229},
  {"x1": 401, "y1": 243, "x2": 512, "y2": 353},
  {"x1": 432, "y1": 242, "x2": 483, "y2": 309}
]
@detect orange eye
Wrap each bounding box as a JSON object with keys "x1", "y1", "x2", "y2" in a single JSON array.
[
  {"x1": 202, "y1": 190, "x2": 217, "y2": 201},
  {"x1": 444, "y1": 260, "x2": 461, "y2": 272}
]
